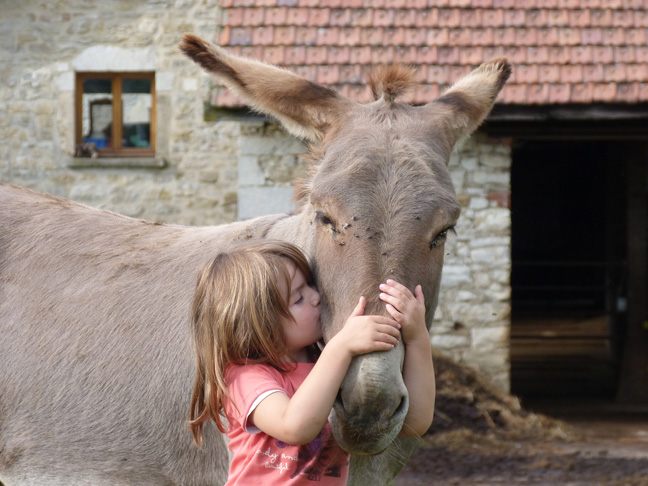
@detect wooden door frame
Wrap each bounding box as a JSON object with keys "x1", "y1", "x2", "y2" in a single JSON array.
[{"x1": 617, "y1": 143, "x2": 648, "y2": 403}]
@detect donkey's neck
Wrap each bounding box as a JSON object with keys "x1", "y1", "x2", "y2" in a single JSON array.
[
  {"x1": 187, "y1": 210, "x2": 311, "y2": 253},
  {"x1": 265, "y1": 208, "x2": 315, "y2": 255}
]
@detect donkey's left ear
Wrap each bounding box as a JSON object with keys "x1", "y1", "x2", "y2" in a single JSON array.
[
  {"x1": 179, "y1": 34, "x2": 353, "y2": 143},
  {"x1": 426, "y1": 58, "x2": 511, "y2": 146}
]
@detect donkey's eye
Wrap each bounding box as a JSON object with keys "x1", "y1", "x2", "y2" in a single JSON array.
[
  {"x1": 430, "y1": 226, "x2": 456, "y2": 250},
  {"x1": 316, "y1": 212, "x2": 335, "y2": 229}
]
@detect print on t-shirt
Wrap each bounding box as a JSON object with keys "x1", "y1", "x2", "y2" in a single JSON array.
[{"x1": 256, "y1": 424, "x2": 348, "y2": 481}]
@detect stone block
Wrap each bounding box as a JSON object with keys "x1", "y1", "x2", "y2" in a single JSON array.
[
  {"x1": 156, "y1": 71, "x2": 175, "y2": 92},
  {"x1": 472, "y1": 170, "x2": 510, "y2": 186},
  {"x1": 55, "y1": 71, "x2": 74, "y2": 92},
  {"x1": 199, "y1": 170, "x2": 220, "y2": 183},
  {"x1": 258, "y1": 154, "x2": 306, "y2": 184},
  {"x1": 239, "y1": 135, "x2": 305, "y2": 156},
  {"x1": 238, "y1": 155, "x2": 265, "y2": 185},
  {"x1": 474, "y1": 208, "x2": 510, "y2": 232},
  {"x1": 472, "y1": 326, "x2": 508, "y2": 350},
  {"x1": 469, "y1": 196, "x2": 488, "y2": 209},
  {"x1": 456, "y1": 290, "x2": 477, "y2": 301},
  {"x1": 238, "y1": 185, "x2": 296, "y2": 220},
  {"x1": 182, "y1": 77, "x2": 199, "y2": 92},
  {"x1": 465, "y1": 187, "x2": 486, "y2": 195},
  {"x1": 488, "y1": 285, "x2": 511, "y2": 302},
  {"x1": 72, "y1": 45, "x2": 156, "y2": 71},
  {"x1": 470, "y1": 246, "x2": 509, "y2": 263},
  {"x1": 473, "y1": 272, "x2": 492, "y2": 288},
  {"x1": 480, "y1": 152, "x2": 511, "y2": 169},
  {"x1": 440, "y1": 265, "x2": 472, "y2": 285},
  {"x1": 431, "y1": 333, "x2": 471, "y2": 350},
  {"x1": 446, "y1": 301, "x2": 510, "y2": 327},
  {"x1": 460, "y1": 156, "x2": 479, "y2": 170}
]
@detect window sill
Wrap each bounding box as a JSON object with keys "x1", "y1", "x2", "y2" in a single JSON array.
[{"x1": 67, "y1": 156, "x2": 167, "y2": 169}]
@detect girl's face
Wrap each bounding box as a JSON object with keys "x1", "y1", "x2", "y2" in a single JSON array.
[{"x1": 278, "y1": 260, "x2": 321, "y2": 363}]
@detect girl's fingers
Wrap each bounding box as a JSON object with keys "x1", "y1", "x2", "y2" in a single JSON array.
[
  {"x1": 373, "y1": 341, "x2": 396, "y2": 351},
  {"x1": 380, "y1": 283, "x2": 408, "y2": 301},
  {"x1": 385, "y1": 303, "x2": 403, "y2": 322},
  {"x1": 387, "y1": 278, "x2": 408, "y2": 289},
  {"x1": 376, "y1": 323, "x2": 401, "y2": 336},
  {"x1": 351, "y1": 296, "x2": 366, "y2": 317},
  {"x1": 375, "y1": 333, "x2": 399, "y2": 347},
  {"x1": 379, "y1": 291, "x2": 404, "y2": 309},
  {"x1": 414, "y1": 284, "x2": 425, "y2": 305},
  {"x1": 371, "y1": 315, "x2": 400, "y2": 327},
  {"x1": 384, "y1": 279, "x2": 411, "y2": 297}
]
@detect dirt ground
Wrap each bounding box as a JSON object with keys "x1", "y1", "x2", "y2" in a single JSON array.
[{"x1": 395, "y1": 354, "x2": 648, "y2": 486}]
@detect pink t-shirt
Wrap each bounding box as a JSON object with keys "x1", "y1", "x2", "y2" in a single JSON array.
[{"x1": 223, "y1": 363, "x2": 349, "y2": 485}]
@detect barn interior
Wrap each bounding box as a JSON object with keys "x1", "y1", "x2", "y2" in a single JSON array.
[{"x1": 486, "y1": 106, "x2": 648, "y2": 406}]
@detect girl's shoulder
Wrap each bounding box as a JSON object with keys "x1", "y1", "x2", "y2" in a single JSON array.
[
  {"x1": 225, "y1": 362, "x2": 314, "y2": 387},
  {"x1": 225, "y1": 363, "x2": 279, "y2": 374},
  {"x1": 225, "y1": 362, "x2": 283, "y2": 383}
]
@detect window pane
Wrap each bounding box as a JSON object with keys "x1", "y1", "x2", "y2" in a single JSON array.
[
  {"x1": 122, "y1": 78, "x2": 151, "y2": 148},
  {"x1": 82, "y1": 78, "x2": 113, "y2": 149}
]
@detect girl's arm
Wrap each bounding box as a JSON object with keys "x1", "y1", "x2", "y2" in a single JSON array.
[
  {"x1": 250, "y1": 297, "x2": 401, "y2": 445},
  {"x1": 380, "y1": 280, "x2": 435, "y2": 437}
]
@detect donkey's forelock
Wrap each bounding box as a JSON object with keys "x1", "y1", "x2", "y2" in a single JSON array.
[{"x1": 367, "y1": 65, "x2": 417, "y2": 103}]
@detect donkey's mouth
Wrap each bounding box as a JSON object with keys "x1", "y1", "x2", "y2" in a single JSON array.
[{"x1": 329, "y1": 393, "x2": 407, "y2": 455}]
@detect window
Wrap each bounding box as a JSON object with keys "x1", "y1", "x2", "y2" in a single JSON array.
[{"x1": 75, "y1": 72, "x2": 155, "y2": 157}]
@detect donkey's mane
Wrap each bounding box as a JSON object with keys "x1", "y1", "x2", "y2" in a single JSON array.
[{"x1": 367, "y1": 65, "x2": 417, "y2": 103}]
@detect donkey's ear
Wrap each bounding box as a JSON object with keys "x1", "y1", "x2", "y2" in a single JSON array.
[
  {"x1": 179, "y1": 34, "x2": 352, "y2": 143},
  {"x1": 427, "y1": 58, "x2": 511, "y2": 147}
]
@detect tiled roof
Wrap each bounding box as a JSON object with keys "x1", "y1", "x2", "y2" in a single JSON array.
[{"x1": 214, "y1": 0, "x2": 648, "y2": 106}]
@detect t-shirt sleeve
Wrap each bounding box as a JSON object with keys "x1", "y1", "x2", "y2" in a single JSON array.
[{"x1": 225, "y1": 365, "x2": 287, "y2": 434}]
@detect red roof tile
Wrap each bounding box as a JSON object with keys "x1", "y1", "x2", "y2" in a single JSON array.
[{"x1": 215, "y1": 1, "x2": 648, "y2": 105}]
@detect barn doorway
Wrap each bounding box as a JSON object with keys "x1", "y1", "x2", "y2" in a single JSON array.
[{"x1": 510, "y1": 141, "x2": 628, "y2": 399}]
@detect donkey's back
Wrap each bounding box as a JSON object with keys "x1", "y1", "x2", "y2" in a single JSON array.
[{"x1": 0, "y1": 184, "x2": 280, "y2": 485}]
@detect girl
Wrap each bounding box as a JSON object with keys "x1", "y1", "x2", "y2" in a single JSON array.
[{"x1": 189, "y1": 240, "x2": 434, "y2": 485}]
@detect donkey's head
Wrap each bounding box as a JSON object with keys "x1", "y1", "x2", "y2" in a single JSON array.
[{"x1": 181, "y1": 34, "x2": 510, "y2": 455}]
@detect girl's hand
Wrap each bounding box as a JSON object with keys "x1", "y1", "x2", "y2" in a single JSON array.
[
  {"x1": 330, "y1": 296, "x2": 401, "y2": 356},
  {"x1": 379, "y1": 280, "x2": 427, "y2": 345}
]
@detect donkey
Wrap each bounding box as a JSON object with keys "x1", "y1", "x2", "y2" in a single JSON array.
[{"x1": 0, "y1": 34, "x2": 510, "y2": 485}]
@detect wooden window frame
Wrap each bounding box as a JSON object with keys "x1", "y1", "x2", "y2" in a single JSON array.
[{"x1": 75, "y1": 72, "x2": 156, "y2": 158}]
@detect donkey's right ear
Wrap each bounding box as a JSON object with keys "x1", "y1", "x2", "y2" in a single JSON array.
[
  {"x1": 424, "y1": 58, "x2": 511, "y2": 149},
  {"x1": 179, "y1": 34, "x2": 352, "y2": 143}
]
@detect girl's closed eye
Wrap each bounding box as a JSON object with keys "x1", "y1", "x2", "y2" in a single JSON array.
[{"x1": 294, "y1": 295, "x2": 303, "y2": 305}]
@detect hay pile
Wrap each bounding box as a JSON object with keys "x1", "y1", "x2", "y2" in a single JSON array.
[{"x1": 428, "y1": 351, "x2": 575, "y2": 445}]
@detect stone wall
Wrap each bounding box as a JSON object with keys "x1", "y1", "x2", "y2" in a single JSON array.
[
  {"x1": 1, "y1": 0, "x2": 512, "y2": 391},
  {"x1": 437, "y1": 137, "x2": 512, "y2": 391},
  {"x1": 0, "y1": 0, "x2": 240, "y2": 226}
]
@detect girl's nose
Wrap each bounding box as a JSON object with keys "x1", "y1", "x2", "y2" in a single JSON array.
[{"x1": 312, "y1": 289, "x2": 321, "y2": 307}]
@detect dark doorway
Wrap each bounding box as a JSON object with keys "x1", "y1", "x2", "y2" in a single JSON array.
[{"x1": 510, "y1": 141, "x2": 628, "y2": 399}]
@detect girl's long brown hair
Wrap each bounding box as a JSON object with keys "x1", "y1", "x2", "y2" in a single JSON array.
[{"x1": 189, "y1": 240, "x2": 314, "y2": 446}]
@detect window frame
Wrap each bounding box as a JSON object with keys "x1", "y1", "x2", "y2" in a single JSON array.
[{"x1": 75, "y1": 72, "x2": 156, "y2": 158}]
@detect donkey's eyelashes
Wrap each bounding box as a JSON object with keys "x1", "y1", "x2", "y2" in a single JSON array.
[{"x1": 430, "y1": 225, "x2": 456, "y2": 250}]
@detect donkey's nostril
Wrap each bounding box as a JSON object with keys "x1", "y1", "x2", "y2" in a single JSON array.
[{"x1": 394, "y1": 394, "x2": 408, "y2": 418}]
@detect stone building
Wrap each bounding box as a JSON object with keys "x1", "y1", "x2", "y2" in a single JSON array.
[{"x1": 2, "y1": 0, "x2": 647, "y2": 401}]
